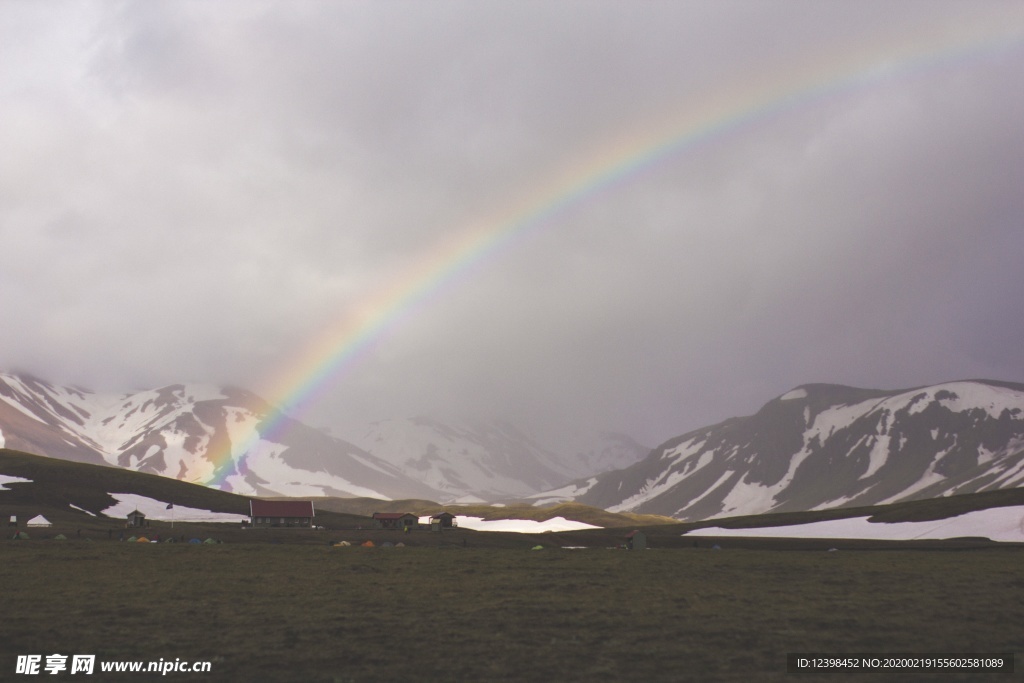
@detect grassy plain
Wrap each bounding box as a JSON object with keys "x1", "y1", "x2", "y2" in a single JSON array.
[{"x1": 2, "y1": 541, "x2": 1021, "y2": 682}]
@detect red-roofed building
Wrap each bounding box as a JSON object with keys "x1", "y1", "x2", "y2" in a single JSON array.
[
  {"x1": 249, "y1": 500, "x2": 315, "y2": 528},
  {"x1": 372, "y1": 512, "x2": 418, "y2": 530}
]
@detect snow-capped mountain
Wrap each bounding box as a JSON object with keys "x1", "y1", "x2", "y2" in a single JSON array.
[
  {"x1": 561, "y1": 430, "x2": 651, "y2": 478},
  {"x1": 0, "y1": 371, "x2": 645, "y2": 503},
  {"x1": 543, "y1": 381, "x2": 1024, "y2": 520},
  {"x1": 0, "y1": 372, "x2": 437, "y2": 500},
  {"x1": 350, "y1": 417, "x2": 646, "y2": 500}
]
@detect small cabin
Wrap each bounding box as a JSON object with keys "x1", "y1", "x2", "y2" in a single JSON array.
[
  {"x1": 249, "y1": 500, "x2": 315, "y2": 528},
  {"x1": 126, "y1": 510, "x2": 147, "y2": 528},
  {"x1": 372, "y1": 512, "x2": 418, "y2": 530},
  {"x1": 625, "y1": 530, "x2": 646, "y2": 551},
  {"x1": 8, "y1": 515, "x2": 16, "y2": 528},
  {"x1": 428, "y1": 512, "x2": 456, "y2": 531}
]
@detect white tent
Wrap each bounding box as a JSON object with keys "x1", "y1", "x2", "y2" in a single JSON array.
[{"x1": 26, "y1": 515, "x2": 52, "y2": 527}]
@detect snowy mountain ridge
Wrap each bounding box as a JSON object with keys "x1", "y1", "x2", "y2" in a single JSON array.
[
  {"x1": 0, "y1": 371, "x2": 646, "y2": 502},
  {"x1": 542, "y1": 380, "x2": 1024, "y2": 521},
  {"x1": 0, "y1": 372, "x2": 437, "y2": 500},
  {"x1": 350, "y1": 417, "x2": 647, "y2": 500}
]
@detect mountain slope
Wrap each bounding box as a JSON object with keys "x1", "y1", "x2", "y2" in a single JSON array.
[
  {"x1": 348, "y1": 418, "x2": 649, "y2": 501},
  {"x1": 547, "y1": 381, "x2": 1024, "y2": 520},
  {"x1": 0, "y1": 447, "x2": 375, "y2": 530},
  {"x1": 0, "y1": 372, "x2": 437, "y2": 500},
  {"x1": 352, "y1": 417, "x2": 582, "y2": 499},
  {"x1": 0, "y1": 371, "x2": 641, "y2": 502}
]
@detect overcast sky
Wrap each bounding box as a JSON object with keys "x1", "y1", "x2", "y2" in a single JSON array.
[{"x1": 3, "y1": 1, "x2": 1023, "y2": 449}]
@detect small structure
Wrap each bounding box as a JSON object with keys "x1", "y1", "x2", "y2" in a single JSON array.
[
  {"x1": 625, "y1": 530, "x2": 646, "y2": 551},
  {"x1": 428, "y1": 511, "x2": 456, "y2": 531},
  {"x1": 126, "y1": 510, "x2": 147, "y2": 528},
  {"x1": 371, "y1": 512, "x2": 418, "y2": 531},
  {"x1": 8, "y1": 515, "x2": 16, "y2": 527},
  {"x1": 26, "y1": 515, "x2": 52, "y2": 528},
  {"x1": 249, "y1": 500, "x2": 315, "y2": 528}
]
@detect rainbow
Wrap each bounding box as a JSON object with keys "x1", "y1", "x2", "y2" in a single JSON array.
[{"x1": 206, "y1": 22, "x2": 1024, "y2": 488}]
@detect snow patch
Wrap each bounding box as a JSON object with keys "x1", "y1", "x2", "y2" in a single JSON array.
[
  {"x1": 859, "y1": 434, "x2": 891, "y2": 480},
  {"x1": 682, "y1": 450, "x2": 715, "y2": 476},
  {"x1": 990, "y1": 453, "x2": 1024, "y2": 488},
  {"x1": 0, "y1": 393, "x2": 46, "y2": 422},
  {"x1": 687, "y1": 505, "x2": 1024, "y2": 542},
  {"x1": 528, "y1": 478, "x2": 598, "y2": 504},
  {"x1": 608, "y1": 468, "x2": 692, "y2": 513},
  {"x1": 780, "y1": 388, "x2": 807, "y2": 401},
  {"x1": 453, "y1": 515, "x2": 600, "y2": 533},
  {"x1": 663, "y1": 436, "x2": 702, "y2": 460},
  {"x1": 448, "y1": 494, "x2": 488, "y2": 505},
  {"x1": 345, "y1": 450, "x2": 398, "y2": 477},
  {"x1": 0, "y1": 474, "x2": 32, "y2": 490},
  {"x1": 69, "y1": 503, "x2": 96, "y2": 516},
  {"x1": 807, "y1": 398, "x2": 884, "y2": 438},
  {"x1": 102, "y1": 493, "x2": 249, "y2": 523},
  {"x1": 221, "y1": 422, "x2": 390, "y2": 500},
  {"x1": 876, "y1": 460, "x2": 946, "y2": 504},
  {"x1": 670, "y1": 470, "x2": 734, "y2": 516},
  {"x1": 718, "y1": 476, "x2": 775, "y2": 517}
]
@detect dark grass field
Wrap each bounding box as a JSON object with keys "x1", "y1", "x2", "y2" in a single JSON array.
[{"x1": 2, "y1": 540, "x2": 1021, "y2": 682}]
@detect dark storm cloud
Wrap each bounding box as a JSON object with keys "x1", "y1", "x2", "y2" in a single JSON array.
[{"x1": 1, "y1": 1, "x2": 1022, "y2": 447}]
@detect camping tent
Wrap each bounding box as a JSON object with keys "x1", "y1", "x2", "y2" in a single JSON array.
[
  {"x1": 361, "y1": 540, "x2": 375, "y2": 547},
  {"x1": 136, "y1": 537, "x2": 149, "y2": 543},
  {"x1": 53, "y1": 534, "x2": 67, "y2": 540},
  {"x1": 26, "y1": 515, "x2": 51, "y2": 527},
  {"x1": 12, "y1": 531, "x2": 29, "y2": 540},
  {"x1": 189, "y1": 538, "x2": 202, "y2": 544},
  {"x1": 203, "y1": 538, "x2": 217, "y2": 544}
]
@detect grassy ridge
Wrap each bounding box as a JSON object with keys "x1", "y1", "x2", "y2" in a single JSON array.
[
  {"x1": 1, "y1": 448, "x2": 673, "y2": 532},
  {"x1": 687, "y1": 488, "x2": 1024, "y2": 529},
  {"x1": 0, "y1": 448, "x2": 248, "y2": 520},
  {"x1": 2, "y1": 542, "x2": 1021, "y2": 682},
  {"x1": 310, "y1": 496, "x2": 675, "y2": 527},
  {"x1": 0, "y1": 448, "x2": 366, "y2": 530}
]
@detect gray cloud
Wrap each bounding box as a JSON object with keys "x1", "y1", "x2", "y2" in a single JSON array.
[{"x1": 2, "y1": 1, "x2": 1023, "y2": 449}]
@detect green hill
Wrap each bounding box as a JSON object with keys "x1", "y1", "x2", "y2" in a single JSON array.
[
  {"x1": 308, "y1": 496, "x2": 675, "y2": 527},
  {"x1": 0, "y1": 448, "x2": 366, "y2": 531}
]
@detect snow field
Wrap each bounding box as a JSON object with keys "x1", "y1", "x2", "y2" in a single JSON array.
[
  {"x1": 0, "y1": 474, "x2": 32, "y2": 490},
  {"x1": 687, "y1": 505, "x2": 1024, "y2": 542},
  {"x1": 101, "y1": 493, "x2": 249, "y2": 523},
  {"x1": 418, "y1": 515, "x2": 601, "y2": 533}
]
